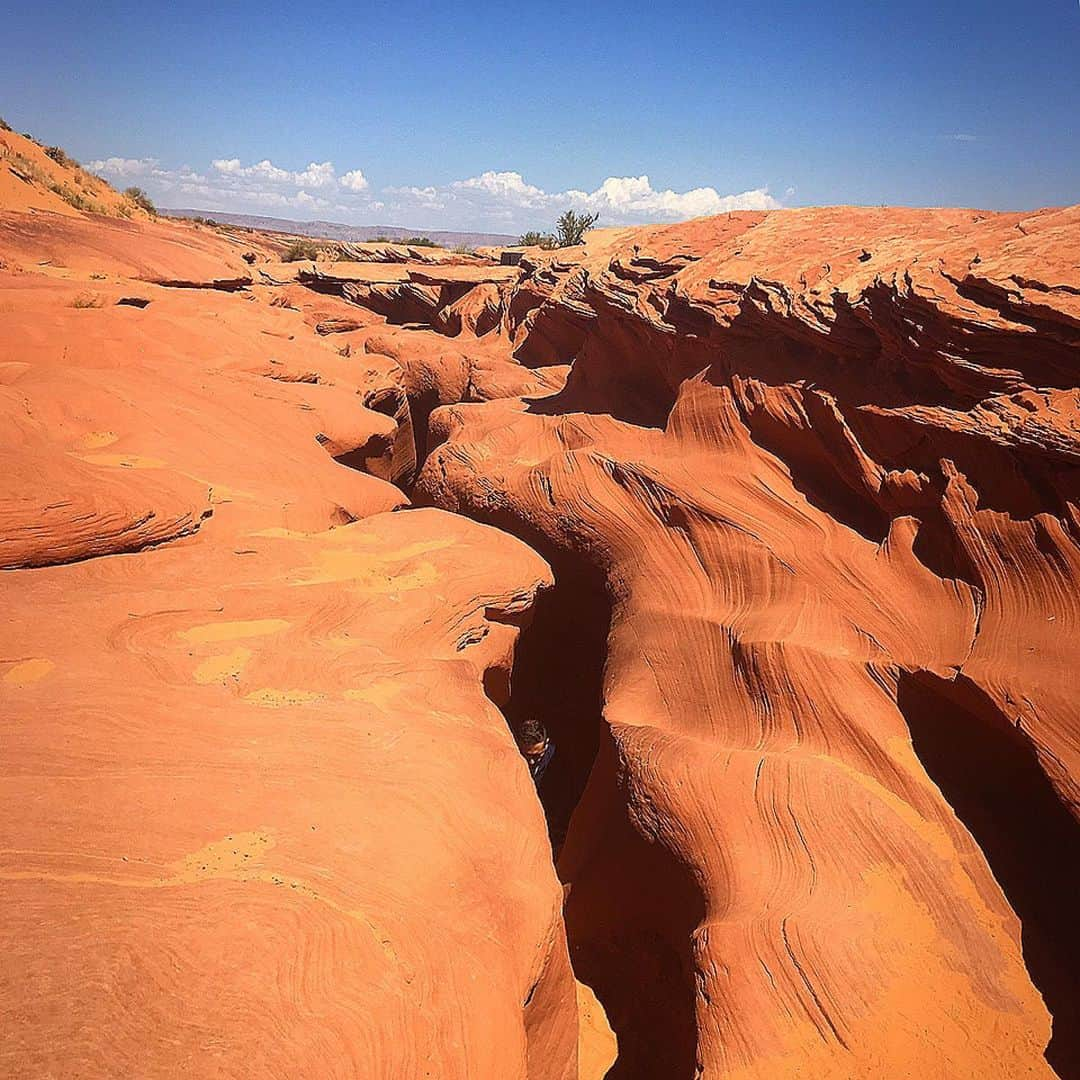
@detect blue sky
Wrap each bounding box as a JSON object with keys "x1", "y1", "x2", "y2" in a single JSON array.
[{"x1": 3, "y1": 0, "x2": 1077, "y2": 231}]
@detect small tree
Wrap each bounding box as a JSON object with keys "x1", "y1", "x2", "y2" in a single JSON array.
[
  {"x1": 45, "y1": 145, "x2": 77, "y2": 169},
  {"x1": 553, "y1": 209, "x2": 598, "y2": 248},
  {"x1": 124, "y1": 186, "x2": 156, "y2": 215}
]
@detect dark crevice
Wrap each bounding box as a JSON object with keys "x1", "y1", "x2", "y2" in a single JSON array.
[
  {"x1": 425, "y1": 486, "x2": 705, "y2": 1077},
  {"x1": 897, "y1": 671, "x2": 1080, "y2": 1079},
  {"x1": 394, "y1": 326, "x2": 708, "y2": 1078},
  {"x1": 559, "y1": 730, "x2": 705, "y2": 1079},
  {"x1": 501, "y1": 549, "x2": 611, "y2": 853},
  {"x1": 500, "y1": 545, "x2": 704, "y2": 1078}
]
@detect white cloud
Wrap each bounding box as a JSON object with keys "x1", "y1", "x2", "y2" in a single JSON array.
[
  {"x1": 452, "y1": 170, "x2": 550, "y2": 208},
  {"x1": 385, "y1": 184, "x2": 445, "y2": 208},
  {"x1": 340, "y1": 168, "x2": 369, "y2": 192},
  {"x1": 436, "y1": 170, "x2": 781, "y2": 226},
  {"x1": 89, "y1": 156, "x2": 158, "y2": 178},
  {"x1": 568, "y1": 175, "x2": 780, "y2": 218},
  {"x1": 296, "y1": 161, "x2": 336, "y2": 188},
  {"x1": 90, "y1": 152, "x2": 786, "y2": 231},
  {"x1": 209, "y1": 157, "x2": 337, "y2": 188},
  {"x1": 212, "y1": 157, "x2": 293, "y2": 183}
]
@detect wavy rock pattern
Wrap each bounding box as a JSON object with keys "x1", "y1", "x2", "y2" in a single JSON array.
[
  {"x1": 0, "y1": 216, "x2": 582, "y2": 1078},
  {"x1": 2, "y1": 194, "x2": 1077, "y2": 1079},
  {"x1": 412, "y1": 207, "x2": 1080, "y2": 1078}
]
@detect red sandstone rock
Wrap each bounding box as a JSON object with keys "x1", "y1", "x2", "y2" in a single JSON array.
[
  {"x1": 417, "y1": 207, "x2": 1080, "y2": 1079},
  {"x1": 2, "y1": 164, "x2": 1077, "y2": 1080}
]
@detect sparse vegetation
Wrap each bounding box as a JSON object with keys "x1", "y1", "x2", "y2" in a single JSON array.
[
  {"x1": 188, "y1": 216, "x2": 219, "y2": 227},
  {"x1": 518, "y1": 211, "x2": 599, "y2": 250},
  {"x1": 1, "y1": 147, "x2": 47, "y2": 185},
  {"x1": 0, "y1": 145, "x2": 104, "y2": 212},
  {"x1": 451, "y1": 243, "x2": 474, "y2": 255},
  {"x1": 518, "y1": 230, "x2": 555, "y2": 249},
  {"x1": 45, "y1": 145, "x2": 78, "y2": 169},
  {"x1": 281, "y1": 238, "x2": 323, "y2": 262},
  {"x1": 368, "y1": 235, "x2": 438, "y2": 247},
  {"x1": 124, "y1": 186, "x2": 157, "y2": 215},
  {"x1": 554, "y1": 209, "x2": 599, "y2": 247},
  {"x1": 51, "y1": 183, "x2": 108, "y2": 215},
  {"x1": 69, "y1": 292, "x2": 103, "y2": 309},
  {"x1": 0, "y1": 117, "x2": 11, "y2": 132}
]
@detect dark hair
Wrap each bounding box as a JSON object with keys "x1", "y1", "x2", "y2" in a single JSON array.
[{"x1": 516, "y1": 715, "x2": 547, "y2": 746}]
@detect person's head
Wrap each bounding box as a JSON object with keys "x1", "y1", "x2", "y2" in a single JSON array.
[
  {"x1": 517, "y1": 715, "x2": 546, "y2": 748},
  {"x1": 522, "y1": 740, "x2": 547, "y2": 759}
]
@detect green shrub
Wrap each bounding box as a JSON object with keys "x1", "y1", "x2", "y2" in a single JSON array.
[
  {"x1": 0, "y1": 117, "x2": 11, "y2": 132},
  {"x1": 123, "y1": 186, "x2": 156, "y2": 215},
  {"x1": 553, "y1": 209, "x2": 599, "y2": 247},
  {"x1": 400, "y1": 235, "x2": 437, "y2": 247},
  {"x1": 281, "y1": 238, "x2": 323, "y2": 262},
  {"x1": 518, "y1": 230, "x2": 555, "y2": 249},
  {"x1": 45, "y1": 183, "x2": 104, "y2": 215},
  {"x1": 45, "y1": 145, "x2": 78, "y2": 169}
]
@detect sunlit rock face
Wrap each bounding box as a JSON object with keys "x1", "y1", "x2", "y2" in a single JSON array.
[{"x1": 2, "y1": 146, "x2": 1077, "y2": 1080}]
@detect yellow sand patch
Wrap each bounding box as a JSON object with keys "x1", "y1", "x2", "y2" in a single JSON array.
[
  {"x1": 208, "y1": 485, "x2": 255, "y2": 505},
  {"x1": 193, "y1": 646, "x2": 252, "y2": 685},
  {"x1": 373, "y1": 538, "x2": 457, "y2": 560},
  {"x1": 343, "y1": 679, "x2": 403, "y2": 710},
  {"x1": 253, "y1": 526, "x2": 454, "y2": 559},
  {"x1": 3, "y1": 658, "x2": 55, "y2": 686},
  {"x1": 78, "y1": 453, "x2": 167, "y2": 469},
  {"x1": 171, "y1": 831, "x2": 274, "y2": 883},
  {"x1": 78, "y1": 430, "x2": 118, "y2": 449},
  {"x1": 250, "y1": 526, "x2": 305, "y2": 539},
  {"x1": 293, "y1": 548, "x2": 441, "y2": 590},
  {"x1": 179, "y1": 618, "x2": 289, "y2": 645},
  {"x1": 245, "y1": 688, "x2": 324, "y2": 707},
  {"x1": 0, "y1": 831, "x2": 408, "y2": 973},
  {"x1": 577, "y1": 979, "x2": 618, "y2": 1080}
]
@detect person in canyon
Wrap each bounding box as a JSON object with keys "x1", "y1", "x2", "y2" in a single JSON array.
[{"x1": 516, "y1": 716, "x2": 554, "y2": 783}]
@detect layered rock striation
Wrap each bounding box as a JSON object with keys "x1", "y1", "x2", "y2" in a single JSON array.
[{"x1": 2, "y1": 189, "x2": 1077, "y2": 1078}]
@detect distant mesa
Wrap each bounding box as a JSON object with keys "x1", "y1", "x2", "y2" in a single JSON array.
[{"x1": 162, "y1": 208, "x2": 518, "y2": 250}]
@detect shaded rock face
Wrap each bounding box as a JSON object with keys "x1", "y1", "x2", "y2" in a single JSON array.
[{"x1": 1, "y1": 195, "x2": 1078, "y2": 1079}]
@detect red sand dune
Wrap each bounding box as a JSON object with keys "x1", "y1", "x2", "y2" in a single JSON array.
[{"x1": 1, "y1": 153, "x2": 1078, "y2": 1079}]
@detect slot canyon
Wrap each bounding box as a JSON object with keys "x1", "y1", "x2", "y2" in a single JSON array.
[{"x1": 2, "y1": 131, "x2": 1079, "y2": 1078}]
